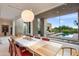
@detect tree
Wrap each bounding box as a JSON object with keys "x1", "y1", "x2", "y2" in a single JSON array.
[{"x1": 51, "y1": 25, "x2": 77, "y2": 35}]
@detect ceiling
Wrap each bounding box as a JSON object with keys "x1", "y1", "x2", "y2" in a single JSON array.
[
  {"x1": 0, "y1": 3, "x2": 63, "y2": 21},
  {"x1": 36, "y1": 3, "x2": 79, "y2": 18}
]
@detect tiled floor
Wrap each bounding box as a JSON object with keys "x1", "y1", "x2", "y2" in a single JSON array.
[{"x1": 0, "y1": 36, "x2": 10, "y2": 56}]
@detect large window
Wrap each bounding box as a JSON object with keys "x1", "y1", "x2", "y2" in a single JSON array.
[
  {"x1": 47, "y1": 12, "x2": 78, "y2": 40},
  {"x1": 60, "y1": 13, "x2": 78, "y2": 35}
]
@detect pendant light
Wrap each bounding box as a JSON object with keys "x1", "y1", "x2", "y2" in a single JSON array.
[{"x1": 21, "y1": 10, "x2": 34, "y2": 22}]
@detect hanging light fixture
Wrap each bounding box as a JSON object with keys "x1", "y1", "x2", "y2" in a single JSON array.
[{"x1": 21, "y1": 10, "x2": 34, "y2": 22}]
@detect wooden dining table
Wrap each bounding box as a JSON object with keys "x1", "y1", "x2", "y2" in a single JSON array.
[{"x1": 14, "y1": 37, "x2": 62, "y2": 56}]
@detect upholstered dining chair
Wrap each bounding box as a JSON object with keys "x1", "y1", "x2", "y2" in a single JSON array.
[
  {"x1": 42, "y1": 38, "x2": 49, "y2": 41},
  {"x1": 61, "y1": 47, "x2": 78, "y2": 56},
  {"x1": 29, "y1": 35, "x2": 34, "y2": 37},
  {"x1": 33, "y1": 34, "x2": 40, "y2": 39},
  {"x1": 35, "y1": 36, "x2": 40, "y2": 39},
  {"x1": 15, "y1": 44, "x2": 27, "y2": 53},
  {"x1": 77, "y1": 51, "x2": 79, "y2": 56},
  {"x1": 8, "y1": 39, "x2": 13, "y2": 56},
  {"x1": 15, "y1": 44, "x2": 33, "y2": 56},
  {"x1": 9, "y1": 37, "x2": 33, "y2": 56},
  {"x1": 8, "y1": 38, "x2": 16, "y2": 56}
]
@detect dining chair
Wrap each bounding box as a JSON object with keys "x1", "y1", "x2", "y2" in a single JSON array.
[
  {"x1": 8, "y1": 38, "x2": 16, "y2": 56},
  {"x1": 35, "y1": 36, "x2": 40, "y2": 39},
  {"x1": 77, "y1": 51, "x2": 79, "y2": 56},
  {"x1": 61, "y1": 47, "x2": 78, "y2": 56},
  {"x1": 9, "y1": 37, "x2": 33, "y2": 56},
  {"x1": 8, "y1": 39, "x2": 13, "y2": 56},
  {"x1": 42, "y1": 38, "x2": 49, "y2": 41},
  {"x1": 15, "y1": 44, "x2": 27, "y2": 53},
  {"x1": 29, "y1": 35, "x2": 34, "y2": 37},
  {"x1": 33, "y1": 34, "x2": 40, "y2": 39},
  {"x1": 15, "y1": 44, "x2": 33, "y2": 56}
]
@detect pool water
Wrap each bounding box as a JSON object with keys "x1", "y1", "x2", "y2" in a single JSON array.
[{"x1": 64, "y1": 34, "x2": 73, "y2": 38}]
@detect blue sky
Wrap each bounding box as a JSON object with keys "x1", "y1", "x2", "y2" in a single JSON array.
[{"x1": 47, "y1": 12, "x2": 78, "y2": 28}]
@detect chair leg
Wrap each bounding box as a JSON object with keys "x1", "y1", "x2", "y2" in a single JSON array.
[
  {"x1": 62, "y1": 48, "x2": 64, "y2": 56},
  {"x1": 9, "y1": 48, "x2": 13, "y2": 56},
  {"x1": 9, "y1": 45, "x2": 10, "y2": 53},
  {"x1": 70, "y1": 48, "x2": 72, "y2": 56},
  {"x1": 77, "y1": 51, "x2": 79, "y2": 56},
  {"x1": 9, "y1": 47, "x2": 11, "y2": 55}
]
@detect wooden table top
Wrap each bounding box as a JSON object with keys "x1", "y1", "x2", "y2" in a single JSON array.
[{"x1": 29, "y1": 41, "x2": 62, "y2": 56}]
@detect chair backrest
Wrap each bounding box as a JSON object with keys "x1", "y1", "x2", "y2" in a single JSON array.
[
  {"x1": 61, "y1": 47, "x2": 78, "y2": 56},
  {"x1": 8, "y1": 39, "x2": 13, "y2": 56},
  {"x1": 8, "y1": 38, "x2": 16, "y2": 56},
  {"x1": 35, "y1": 36, "x2": 40, "y2": 39},
  {"x1": 11, "y1": 38, "x2": 17, "y2": 56},
  {"x1": 15, "y1": 44, "x2": 22, "y2": 56},
  {"x1": 30, "y1": 35, "x2": 34, "y2": 37},
  {"x1": 78, "y1": 51, "x2": 79, "y2": 56},
  {"x1": 42, "y1": 38, "x2": 49, "y2": 41}
]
